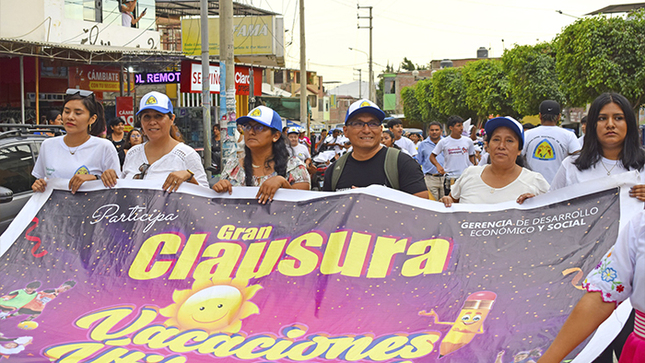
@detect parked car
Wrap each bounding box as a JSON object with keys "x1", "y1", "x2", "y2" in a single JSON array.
[{"x1": 0, "y1": 124, "x2": 64, "y2": 235}]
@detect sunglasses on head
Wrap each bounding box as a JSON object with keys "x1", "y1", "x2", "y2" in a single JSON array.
[{"x1": 65, "y1": 89, "x2": 94, "y2": 98}]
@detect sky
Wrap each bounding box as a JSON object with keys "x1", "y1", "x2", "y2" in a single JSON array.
[{"x1": 240, "y1": 0, "x2": 621, "y2": 86}]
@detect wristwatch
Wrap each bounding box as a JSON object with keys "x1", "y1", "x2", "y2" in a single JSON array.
[{"x1": 186, "y1": 169, "x2": 195, "y2": 181}]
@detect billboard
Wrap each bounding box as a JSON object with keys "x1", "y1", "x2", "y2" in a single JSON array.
[{"x1": 179, "y1": 60, "x2": 262, "y2": 96}]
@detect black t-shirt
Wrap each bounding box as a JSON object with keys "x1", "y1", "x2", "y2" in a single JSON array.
[
  {"x1": 322, "y1": 147, "x2": 426, "y2": 195},
  {"x1": 108, "y1": 136, "x2": 126, "y2": 167}
]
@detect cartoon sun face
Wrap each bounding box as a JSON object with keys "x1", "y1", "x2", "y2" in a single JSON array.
[
  {"x1": 160, "y1": 278, "x2": 262, "y2": 334},
  {"x1": 454, "y1": 309, "x2": 487, "y2": 333}
]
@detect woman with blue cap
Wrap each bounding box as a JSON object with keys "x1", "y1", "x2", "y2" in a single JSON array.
[
  {"x1": 439, "y1": 116, "x2": 549, "y2": 206},
  {"x1": 101, "y1": 91, "x2": 208, "y2": 192},
  {"x1": 212, "y1": 106, "x2": 310, "y2": 203}
]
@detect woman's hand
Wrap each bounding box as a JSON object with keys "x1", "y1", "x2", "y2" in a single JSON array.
[
  {"x1": 32, "y1": 178, "x2": 47, "y2": 193},
  {"x1": 256, "y1": 176, "x2": 288, "y2": 204},
  {"x1": 439, "y1": 195, "x2": 454, "y2": 207},
  {"x1": 629, "y1": 184, "x2": 645, "y2": 201},
  {"x1": 162, "y1": 170, "x2": 192, "y2": 193},
  {"x1": 517, "y1": 193, "x2": 536, "y2": 204},
  {"x1": 69, "y1": 174, "x2": 97, "y2": 194},
  {"x1": 101, "y1": 169, "x2": 118, "y2": 188},
  {"x1": 212, "y1": 179, "x2": 233, "y2": 194}
]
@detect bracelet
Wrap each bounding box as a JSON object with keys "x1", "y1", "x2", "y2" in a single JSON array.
[
  {"x1": 94, "y1": 175, "x2": 100, "y2": 180},
  {"x1": 185, "y1": 169, "x2": 195, "y2": 181}
]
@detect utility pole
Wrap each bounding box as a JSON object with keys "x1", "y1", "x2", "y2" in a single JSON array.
[
  {"x1": 200, "y1": 0, "x2": 212, "y2": 171},
  {"x1": 353, "y1": 68, "x2": 362, "y2": 99},
  {"x1": 220, "y1": 0, "x2": 236, "y2": 161},
  {"x1": 300, "y1": 0, "x2": 308, "y2": 137},
  {"x1": 358, "y1": 5, "x2": 373, "y2": 101}
]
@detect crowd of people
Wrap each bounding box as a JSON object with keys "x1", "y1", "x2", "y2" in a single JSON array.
[{"x1": 24, "y1": 88, "x2": 645, "y2": 363}]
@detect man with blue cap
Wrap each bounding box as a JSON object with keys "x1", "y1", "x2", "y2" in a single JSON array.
[{"x1": 322, "y1": 99, "x2": 428, "y2": 198}]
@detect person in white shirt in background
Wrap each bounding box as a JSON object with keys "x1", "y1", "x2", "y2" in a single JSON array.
[
  {"x1": 387, "y1": 118, "x2": 418, "y2": 157},
  {"x1": 287, "y1": 127, "x2": 314, "y2": 174},
  {"x1": 430, "y1": 115, "x2": 476, "y2": 177},
  {"x1": 578, "y1": 115, "x2": 587, "y2": 148},
  {"x1": 521, "y1": 100, "x2": 580, "y2": 184},
  {"x1": 120, "y1": 0, "x2": 146, "y2": 27}
]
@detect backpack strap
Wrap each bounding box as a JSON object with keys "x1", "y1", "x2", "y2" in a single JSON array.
[
  {"x1": 384, "y1": 148, "x2": 400, "y2": 190},
  {"x1": 330, "y1": 151, "x2": 352, "y2": 191}
]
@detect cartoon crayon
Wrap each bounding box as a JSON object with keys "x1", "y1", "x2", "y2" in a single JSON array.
[{"x1": 419, "y1": 291, "x2": 497, "y2": 358}]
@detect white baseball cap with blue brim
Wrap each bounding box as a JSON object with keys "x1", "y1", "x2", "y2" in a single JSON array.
[
  {"x1": 484, "y1": 116, "x2": 525, "y2": 149},
  {"x1": 237, "y1": 106, "x2": 282, "y2": 131},
  {"x1": 287, "y1": 127, "x2": 300, "y2": 134},
  {"x1": 137, "y1": 91, "x2": 174, "y2": 115},
  {"x1": 345, "y1": 99, "x2": 385, "y2": 124}
]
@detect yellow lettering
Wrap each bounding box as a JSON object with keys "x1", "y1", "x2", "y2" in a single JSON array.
[
  {"x1": 241, "y1": 228, "x2": 258, "y2": 240},
  {"x1": 321, "y1": 231, "x2": 371, "y2": 277},
  {"x1": 278, "y1": 232, "x2": 323, "y2": 276},
  {"x1": 398, "y1": 333, "x2": 441, "y2": 358},
  {"x1": 193, "y1": 242, "x2": 242, "y2": 280},
  {"x1": 323, "y1": 336, "x2": 373, "y2": 360},
  {"x1": 169, "y1": 234, "x2": 208, "y2": 280},
  {"x1": 401, "y1": 238, "x2": 451, "y2": 277},
  {"x1": 197, "y1": 335, "x2": 245, "y2": 355},
  {"x1": 129, "y1": 234, "x2": 182, "y2": 280},
  {"x1": 88, "y1": 347, "x2": 146, "y2": 363},
  {"x1": 217, "y1": 225, "x2": 235, "y2": 240},
  {"x1": 366, "y1": 336, "x2": 409, "y2": 360},
  {"x1": 236, "y1": 239, "x2": 287, "y2": 279},
  {"x1": 75, "y1": 307, "x2": 158, "y2": 346},
  {"x1": 257, "y1": 226, "x2": 272, "y2": 239},
  {"x1": 131, "y1": 325, "x2": 180, "y2": 349},
  {"x1": 43, "y1": 342, "x2": 105, "y2": 363},
  {"x1": 231, "y1": 336, "x2": 277, "y2": 359},
  {"x1": 166, "y1": 331, "x2": 210, "y2": 353},
  {"x1": 286, "y1": 339, "x2": 331, "y2": 361},
  {"x1": 232, "y1": 228, "x2": 246, "y2": 240},
  {"x1": 262, "y1": 339, "x2": 294, "y2": 360},
  {"x1": 367, "y1": 237, "x2": 407, "y2": 278}
]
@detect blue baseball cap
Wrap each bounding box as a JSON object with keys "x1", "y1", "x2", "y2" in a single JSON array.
[
  {"x1": 137, "y1": 91, "x2": 174, "y2": 115},
  {"x1": 237, "y1": 106, "x2": 282, "y2": 131},
  {"x1": 484, "y1": 116, "x2": 524, "y2": 149},
  {"x1": 345, "y1": 99, "x2": 385, "y2": 124}
]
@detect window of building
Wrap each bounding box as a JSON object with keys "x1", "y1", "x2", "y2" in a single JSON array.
[
  {"x1": 274, "y1": 70, "x2": 284, "y2": 84},
  {"x1": 384, "y1": 79, "x2": 396, "y2": 94}
]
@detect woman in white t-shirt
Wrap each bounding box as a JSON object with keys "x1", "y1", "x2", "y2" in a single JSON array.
[
  {"x1": 440, "y1": 116, "x2": 549, "y2": 206},
  {"x1": 31, "y1": 89, "x2": 120, "y2": 194},
  {"x1": 550, "y1": 93, "x2": 645, "y2": 195},
  {"x1": 101, "y1": 92, "x2": 208, "y2": 191}
]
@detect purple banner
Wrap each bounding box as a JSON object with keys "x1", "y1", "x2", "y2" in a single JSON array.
[{"x1": 0, "y1": 182, "x2": 625, "y2": 362}]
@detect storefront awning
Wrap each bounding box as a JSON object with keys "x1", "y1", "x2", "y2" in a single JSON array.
[
  {"x1": 0, "y1": 38, "x2": 183, "y2": 69},
  {"x1": 155, "y1": 0, "x2": 278, "y2": 17}
]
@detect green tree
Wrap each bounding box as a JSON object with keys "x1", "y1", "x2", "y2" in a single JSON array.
[
  {"x1": 555, "y1": 11, "x2": 645, "y2": 109},
  {"x1": 502, "y1": 42, "x2": 564, "y2": 116},
  {"x1": 414, "y1": 78, "x2": 444, "y2": 122},
  {"x1": 430, "y1": 67, "x2": 475, "y2": 120},
  {"x1": 461, "y1": 59, "x2": 515, "y2": 121},
  {"x1": 400, "y1": 57, "x2": 415, "y2": 71},
  {"x1": 402, "y1": 86, "x2": 422, "y2": 122}
]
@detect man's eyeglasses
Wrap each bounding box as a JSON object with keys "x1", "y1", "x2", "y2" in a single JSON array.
[
  {"x1": 242, "y1": 123, "x2": 267, "y2": 133},
  {"x1": 65, "y1": 89, "x2": 94, "y2": 98},
  {"x1": 133, "y1": 163, "x2": 150, "y2": 179},
  {"x1": 346, "y1": 120, "x2": 382, "y2": 129}
]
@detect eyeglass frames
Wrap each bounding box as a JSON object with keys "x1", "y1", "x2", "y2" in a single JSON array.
[{"x1": 133, "y1": 163, "x2": 150, "y2": 179}]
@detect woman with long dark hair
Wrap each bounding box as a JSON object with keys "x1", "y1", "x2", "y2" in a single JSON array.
[
  {"x1": 212, "y1": 106, "x2": 310, "y2": 203},
  {"x1": 548, "y1": 92, "x2": 645, "y2": 363},
  {"x1": 551, "y1": 93, "x2": 645, "y2": 192},
  {"x1": 31, "y1": 89, "x2": 119, "y2": 194}
]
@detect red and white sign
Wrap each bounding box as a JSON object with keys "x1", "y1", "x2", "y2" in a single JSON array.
[
  {"x1": 180, "y1": 60, "x2": 262, "y2": 96},
  {"x1": 116, "y1": 97, "x2": 134, "y2": 131}
]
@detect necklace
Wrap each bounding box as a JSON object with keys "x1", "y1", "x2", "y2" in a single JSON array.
[
  {"x1": 252, "y1": 164, "x2": 261, "y2": 168},
  {"x1": 600, "y1": 159, "x2": 617, "y2": 175},
  {"x1": 64, "y1": 135, "x2": 90, "y2": 155}
]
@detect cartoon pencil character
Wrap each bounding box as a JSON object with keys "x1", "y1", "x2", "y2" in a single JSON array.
[
  {"x1": 0, "y1": 281, "x2": 41, "y2": 319},
  {"x1": 419, "y1": 291, "x2": 497, "y2": 358},
  {"x1": 5, "y1": 280, "x2": 76, "y2": 327}
]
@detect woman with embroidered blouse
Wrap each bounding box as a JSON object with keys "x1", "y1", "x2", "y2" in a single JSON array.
[{"x1": 212, "y1": 106, "x2": 310, "y2": 203}]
